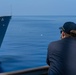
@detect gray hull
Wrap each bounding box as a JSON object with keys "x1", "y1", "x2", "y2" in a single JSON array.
[{"x1": 0, "y1": 16, "x2": 11, "y2": 47}]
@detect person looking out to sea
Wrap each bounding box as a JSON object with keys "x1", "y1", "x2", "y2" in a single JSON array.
[{"x1": 47, "y1": 22, "x2": 76, "y2": 75}]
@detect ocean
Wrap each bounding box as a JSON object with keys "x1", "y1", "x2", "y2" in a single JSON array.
[{"x1": 0, "y1": 16, "x2": 76, "y2": 72}]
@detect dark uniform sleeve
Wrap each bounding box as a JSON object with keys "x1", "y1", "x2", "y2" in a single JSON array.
[
  {"x1": 46, "y1": 42, "x2": 65, "y2": 75},
  {"x1": 46, "y1": 43, "x2": 53, "y2": 66}
]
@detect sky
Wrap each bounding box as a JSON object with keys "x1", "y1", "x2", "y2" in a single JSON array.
[{"x1": 0, "y1": 0, "x2": 76, "y2": 16}]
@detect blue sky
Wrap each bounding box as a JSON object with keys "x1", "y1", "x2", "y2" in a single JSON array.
[{"x1": 0, "y1": 0, "x2": 76, "y2": 16}]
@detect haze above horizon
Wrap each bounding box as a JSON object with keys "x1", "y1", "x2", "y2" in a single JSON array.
[{"x1": 0, "y1": 0, "x2": 76, "y2": 16}]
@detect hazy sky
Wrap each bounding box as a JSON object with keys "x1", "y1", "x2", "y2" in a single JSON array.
[{"x1": 0, "y1": 0, "x2": 76, "y2": 16}]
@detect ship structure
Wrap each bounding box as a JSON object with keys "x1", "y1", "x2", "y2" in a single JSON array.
[{"x1": 0, "y1": 16, "x2": 11, "y2": 47}]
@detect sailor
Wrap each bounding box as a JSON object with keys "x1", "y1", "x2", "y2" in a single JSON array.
[{"x1": 47, "y1": 22, "x2": 76, "y2": 75}]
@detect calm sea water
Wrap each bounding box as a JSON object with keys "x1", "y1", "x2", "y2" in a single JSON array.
[{"x1": 0, "y1": 16, "x2": 76, "y2": 72}]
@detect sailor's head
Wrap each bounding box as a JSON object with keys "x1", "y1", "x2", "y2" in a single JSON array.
[{"x1": 59, "y1": 22, "x2": 76, "y2": 39}]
